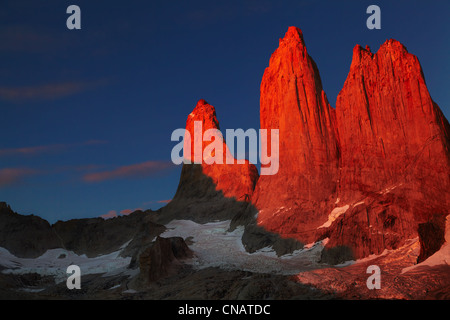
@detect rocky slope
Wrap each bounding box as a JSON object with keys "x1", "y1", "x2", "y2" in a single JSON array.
[
  {"x1": 0, "y1": 202, "x2": 165, "y2": 261},
  {"x1": 0, "y1": 202, "x2": 60, "y2": 258},
  {"x1": 137, "y1": 236, "x2": 193, "y2": 284}
]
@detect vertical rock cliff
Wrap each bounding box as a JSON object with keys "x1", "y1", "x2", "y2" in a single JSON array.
[
  {"x1": 322, "y1": 40, "x2": 450, "y2": 258},
  {"x1": 252, "y1": 27, "x2": 340, "y2": 242},
  {"x1": 253, "y1": 28, "x2": 450, "y2": 260}
]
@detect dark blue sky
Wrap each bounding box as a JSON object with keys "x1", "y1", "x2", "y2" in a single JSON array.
[{"x1": 1, "y1": 0, "x2": 449, "y2": 223}]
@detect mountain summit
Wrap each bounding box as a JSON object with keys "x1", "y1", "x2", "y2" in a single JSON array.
[
  {"x1": 250, "y1": 27, "x2": 450, "y2": 260},
  {"x1": 252, "y1": 26, "x2": 340, "y2": 242},
  {"x1": 160, "y1": 28, "x2": 449, "y2": 262}
]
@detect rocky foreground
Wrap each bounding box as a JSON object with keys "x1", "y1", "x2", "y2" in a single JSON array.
[
  {"x1": 0, "y1": 236, "x2": 448, "y2": 300},
  {"x1": 0, "y1": 205, "x2": 448, "y2": 300}
]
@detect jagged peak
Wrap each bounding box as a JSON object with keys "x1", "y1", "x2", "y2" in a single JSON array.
[
  {"x1": 351, "y1": 39, "x2": 412, "y2": 67},
  {"x1": 284, "y1": 26, "x2": 304, "y2": 41},
  {"x1": 0, "y1": 202, "x2": 11, "y2": 210},
  {"x1": 186, "y1": 99, "x2": 220, "y2": 132},
  {"x1": 196, "y1": 99, "x2": 209, "y2": 107},
  {"x1": 190, "y1": 99, "x2": 216, "y2": 117},
  {"x1": 278, "y1": 26, "x2": 306, "y2": 48},
  {"x1": 351, "y1": 44, "x2": 374, "y2": 66},
  {"x1": 380, "y1": 38, "x2": 408, "y2": 53}
]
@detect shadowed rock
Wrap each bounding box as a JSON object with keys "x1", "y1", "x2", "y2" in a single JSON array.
[
  {"x1": 138, "y1": 236, "x2": 193, "y2": 284},
  {"x1": 0, "y1": 202, "x2": 60, "y2": 258}
]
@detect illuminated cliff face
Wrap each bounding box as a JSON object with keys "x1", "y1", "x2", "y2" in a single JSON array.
[
  {"x1": 253, "y1": 27, "x2": 449, "y2": 258},
  {"x1": 167, "y1": 27, "x2": 449, "y2": 261},
  {"x1": 253, "y1": 26, "x2": 340, "y2": 242}
]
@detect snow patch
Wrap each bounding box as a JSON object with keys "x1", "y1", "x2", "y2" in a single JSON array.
[
  {"x1": 122, "y1": 289, "x2": 137, "y2": 294},
  {"x1": 108, "y1": 284, "x2": 121, "y2": 290},
  {"x1": 18, "y1": 287, "x2": 46, "y2": 293},
  {"x1": 353, "y1": 201, "x2": 365, "y2": 207},
  {"x1": 379, "y1": 183, "x2": 402, "y2": 195},
  {"x1": 271, "y1": 206, "x2": 285, "y2": 216},
  {"x1": 317, "y1": 205, "x2": 350, "y2": 229}
]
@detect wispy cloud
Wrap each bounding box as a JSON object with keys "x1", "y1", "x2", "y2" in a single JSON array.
[
  {"x1": 0, "y1": 140, "x2": 107, "y2": 157},
  {"x1": 100, "y1": 210, "x2": 118, "y2": 220},
  {"x1": 142, "y1": 199, "x2": 172, "y2": 206},
  {"x1": 83, "y1": 161, "x2": 175, "y2": 183},
  {"x1": 0, "y1": 168, "x2": 37, "y2": 187},
  {"x1": 0, "y1": 25, "x2": 62, "y2": 54},
  {"x1": 0, "y1": 80, "x2": 108, "y2": 102},
  {"x1": 120, "y1": 208, "x2": 143, "y2": 215},
  {"x1": 157, "y1": 199, "x2": 171, "y2": 204},
  {"x1": 100, "y1": 208, "x2": 143, "y2": 219}
]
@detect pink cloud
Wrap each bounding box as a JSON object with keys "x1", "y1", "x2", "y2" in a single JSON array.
[
  {"x1": 100, "y1": 210, "x2": 118, "y2": 220},
  {"x1": 0, "y1": 140, "x2": 107, "y2": 157},
  {"x1": 119, "y1": 208, "x2": 143, "y2": 216},
  {"x1": 101, "y1": 208, "x2": 143, "y2": 219},
  {"x1": 0, "y1": 25, "x2": 60, "y2": 54},
  {"x1": 83, "y1": 161, "x2": 174, "y2": 183},
  {"x1": 0, "y1": 168, "x2": 37, "y2": 187},
  {"x1": 0, "y1": 80, "x2": 108, "y2": 102},
  {"x1": 0, "y1": 144, "x2": 66, "y2": 156},
  {"x1": 142, "y1": 199, "x2": 172, "y2": 206}
]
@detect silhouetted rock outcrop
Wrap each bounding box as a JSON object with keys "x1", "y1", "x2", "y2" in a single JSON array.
[
  {"x1": 0, "y1": 203, "x2": 165, "y2": 260},
  {"x1": 138, "y1": 236, "x2": 193, "y2": 283},
  {"x1": 0, "y1": 202, "x2": 60, "y2": 258}
]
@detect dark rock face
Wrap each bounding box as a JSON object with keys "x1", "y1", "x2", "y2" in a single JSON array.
[
  {"x1": 315, "y1": 191, "x2": 417, "y2": 259},
  {"x1": 417, "y1": 214, "x2": 447, "y2": 263},
  {"x1": 138, "y1": 236, "x2": 193, "y2": 284},
  {"x1": 119, "y1": 216, "x2": 166, "y2": 268},
  {"x1": 241, "y1": 224, "x2": 303, "y2": 257},
  {"x1": 0, "y1": 202, "x2": 60, "y2": 258},
  {"x1": 53, "y1": 210, "x2": 165, "y2": 258},
  {"x1": 158, "y1": 164, "x2": 256, "y2": 224},
  {"x1": 320, "y1": 246, "x2": 355, "y2": 265},
  {"x1": 0, "y1": 203, "x2": 166, "y2": 259}
]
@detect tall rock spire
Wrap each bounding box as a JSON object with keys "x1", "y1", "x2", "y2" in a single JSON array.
[
  {"x1": 253, "y1": 27, "x2": 340, "y2": 242},
  {"x1": 159, "y1": 99, "x2": 259, "y2": 224},
  {"x1": 336, "y1": 39, "x2": 450, "y2": 215},
  {"x1": 251, "y1": 28, "x2": 449, "y2": 260},
  {"x1": 317, "y1": 39, "x2": 450, "y2": 259}
]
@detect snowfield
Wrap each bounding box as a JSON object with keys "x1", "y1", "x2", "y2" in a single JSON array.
[
  {"x1": 0, "y1": 220, "x2": 336, "y2": 281},
  {"x1": 0, "y1": 246, "x2": 133, "y2": 283},
  {"x1": 0, "y1": 219, "x2": 328, "y2": 281},
  {"x1": 162, "y1": 220, "x2": 327, "y2": 275}
]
